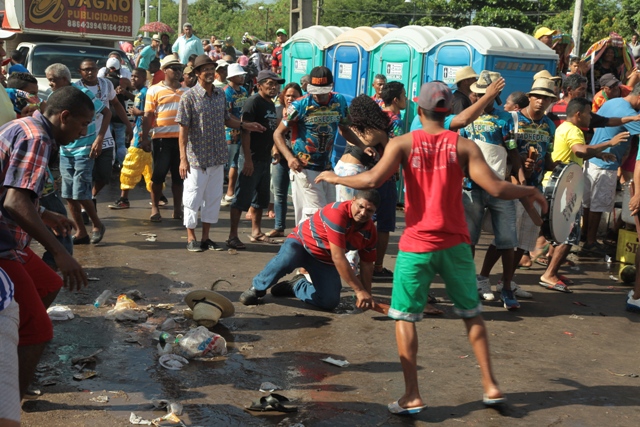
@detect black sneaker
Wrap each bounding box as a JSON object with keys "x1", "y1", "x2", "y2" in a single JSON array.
[
  {"x1": 239, "y1": 287, "x2": 267, "y2": 305},
  {"x1": 187, "y1": 240, "x2": 204, "y2": 252},
  {"x1": 373, "y1": 267, "x2": 394, "y2": 280},
  {"x1": 201, "y1": 239, "x2": 223, "y2": 251},
  {"x1": 109, "y1": 197, "x2": 130, "y2": 209},
  {"x1": 271, "y1": 274, "x2": 305, "y2": 297}
]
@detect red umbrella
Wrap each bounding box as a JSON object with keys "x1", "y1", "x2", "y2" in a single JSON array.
[{"x1": 139, "y1": 22, "x2": 173, "y2": 34}]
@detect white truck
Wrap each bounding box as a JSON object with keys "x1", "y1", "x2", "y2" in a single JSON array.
[{"x1": 1, "y1": 0, "x2": 141, "y2": 97}]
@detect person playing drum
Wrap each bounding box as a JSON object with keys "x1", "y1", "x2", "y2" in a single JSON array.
[{"x1": 540, "y1": 98, "x2": 628, "y2": 292}]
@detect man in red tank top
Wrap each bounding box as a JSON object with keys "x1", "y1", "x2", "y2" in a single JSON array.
[{"x1": 317, "y1": 82, "x2": 547, "y2": 415}]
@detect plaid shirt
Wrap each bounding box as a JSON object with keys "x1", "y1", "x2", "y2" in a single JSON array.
[
  {"x1": 0, "y1": 111, "x2": 55, "y2": 262},
  {"x1": 175, "y1": 82, "x2": 229, "y2": 169}
]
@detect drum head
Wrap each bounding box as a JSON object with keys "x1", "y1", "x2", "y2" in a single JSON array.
[{"x1": 544, "y1": 163, "x2": 584, "y2": 243}]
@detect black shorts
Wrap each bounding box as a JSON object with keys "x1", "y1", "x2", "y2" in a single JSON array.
[{"x1": 151, "y1": 138, "x2": 183, "y2": 186}]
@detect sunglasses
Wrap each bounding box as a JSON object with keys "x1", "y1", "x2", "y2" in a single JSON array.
[{"x1": 167, "y1": 66, "x2": 183, "y2": 72}]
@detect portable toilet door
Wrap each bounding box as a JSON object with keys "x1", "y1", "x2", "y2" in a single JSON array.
[
  {"x1": 425, "y1": 26, "x2": 558, "y2": 98},
  {"x1": 324, "y1": 27, "x2": 392, "y2": 167},
  {"x1": 281, "y1": 26, "x2": 349, "y2": 89},
  {"x1": 369, "y1": 26, "x2": 454, "y2": 133}
]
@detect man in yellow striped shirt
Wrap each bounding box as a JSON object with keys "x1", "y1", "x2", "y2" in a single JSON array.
[{"x1": 142, "y1": 56, "x2": 188, "y2": 222}]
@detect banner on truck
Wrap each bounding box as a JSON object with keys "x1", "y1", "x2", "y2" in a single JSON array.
[{"x1": 25, "y1": 0, "x2": 134, "y2": 38}]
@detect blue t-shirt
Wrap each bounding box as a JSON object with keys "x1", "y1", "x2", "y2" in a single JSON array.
[
  {"x1": 223, "y1": 84, "x2": 248, "y2": 144},
  {"x1": 58, "y1": 86, "x2": 104, "y2": 158},
  {"x1": 131, "y1": 86, "x2": 148, "y2": 148},
  {"x1": 8, "y1": 64, "x2": 29, "y2": 74},
  {"x1": 515, "y1": 111, "x2": 556, "y2": 188},
  {"x1": 590, "y1": 98, "x2": 640, "y2": 170},
  {"x1": 409, "y1": 114, "x2": 453, "y2": 131},
  {"x1": 138, "y1": 45, "x2": 156, "y2": 70},
  {"x1": 459, "y1": 109, "x2": 516, "y2": 189},
  {"x1": 286, "y1": 92, "x2": 349, "y2": 171}
]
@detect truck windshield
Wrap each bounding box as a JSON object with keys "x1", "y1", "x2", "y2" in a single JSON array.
[{"x1": 31, "y1": 45, "x2": 131, "y2": 78}]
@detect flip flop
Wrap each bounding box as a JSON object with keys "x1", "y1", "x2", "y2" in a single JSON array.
[
  {"x1": 534, "y1": 256, "x2": 549, "y2": 267},
  {"x1": 265, "y1": 229, "x2": 285, "y2": 238},
  {"x1": 249, "y1": 233, "x2": 283, "y2": 244},
  {"x1": 247, "y1": 393, "x2": 297, "y2": 413},
  {"x1": 539, "y1": 279, "x2": 572, "y2": 293},
  {"x1": 482, "y1": 394, "x2": 507, "y2": 407},
  {"x1": 149, "y1": 213, "x2": 162, "y2": 222},
  {"x1": 558, "y1": 275, "x2": 574, "y2": 285},
  {"x1": 387, "y1": 400, "x2": 427, "y2": 415},
  {"x1": 226, "y1": 236, "x2": 246, "y2": 250}
]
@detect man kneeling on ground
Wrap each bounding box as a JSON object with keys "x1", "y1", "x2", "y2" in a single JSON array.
[{"x1": 239, "y1": 190, "x2": 379, "y2": 310}]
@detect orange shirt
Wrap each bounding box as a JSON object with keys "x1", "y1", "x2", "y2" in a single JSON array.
[
  {"x1": 592, "y1": 85, "x2": 632, "y2": 113},
  {"x1": 144, "y1": 81, "x2": 187, "y2": 139}
]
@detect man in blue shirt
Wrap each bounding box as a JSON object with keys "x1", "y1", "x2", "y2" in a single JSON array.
[
  {"x1": 172, "y1": 23, "x2": 205, "y2": 65},
  {"x1": 136, "y1": 34, "x2": 160, "y2": 70},
  {"x1": 273, "y1": 66, "x2": 369, "y2": 225},
  {"x1": 582, "y1": 86, "x2": 640, "y2": 253}
]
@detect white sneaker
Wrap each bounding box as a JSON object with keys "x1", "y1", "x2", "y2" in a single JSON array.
[
  {"x1": 497, "y1": 280, "x2": 533, "y2": 299},
  {"x1": 220, "y1": 195, "x2": 233, "y2": 207},
  {"x1": 477, "y1": 276, "x2": 495, "y2": 301},
  {"x1": 626, "y1": 290, "x2": 640, "y2": 312}
]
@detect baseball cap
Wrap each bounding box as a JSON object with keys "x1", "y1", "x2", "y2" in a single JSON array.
[
  {"x1": 276, "y1": 28, "x2": 288, "y2": 36},
  {"x1": 106, "y1": 57, "x2": 121, "y2": 70},
  {"x1": 413, "y1": 82, "x2": 452, "y2": 112},
  {"x1": 599, "y1": 73, "x2": 620, "y2": 88},
  {"x1": 257, "y1": 70, "x2": 285, "y2": 84},
  {"x1": 534, "y1": 27, "x2": 558, "y2": 40},
  {"x1": 307, "y1": 66, "x2": 333, "y2": 95},
  {"x1": 227, "y1": 63, "x2": 247, "y2": 78}
]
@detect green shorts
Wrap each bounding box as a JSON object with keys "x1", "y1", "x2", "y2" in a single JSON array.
[{"x1": 389, "y1": 244, "x2": 482, "y2": 322}]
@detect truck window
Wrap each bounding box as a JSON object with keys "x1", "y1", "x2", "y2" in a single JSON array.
[{"x1": 31, "y1": 45, "x2": 131, "y2": 79}]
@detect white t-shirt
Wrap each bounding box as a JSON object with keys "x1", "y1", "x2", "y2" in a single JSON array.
[{"x1": 75, "y1": 78, "x2": 116, "y2": 148}]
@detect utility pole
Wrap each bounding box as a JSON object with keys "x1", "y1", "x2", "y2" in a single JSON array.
[
  {"x1": 572, "y1": 0, "x2": 583, "y2": 56},
  {"x1": 316, "y1": 0, "x2": 321, "y2": 25},
  {"x1": 158, "y1": 0, "x2": 161, "y2": 22},
  {"x1": 144, "y1": 0, "x2": 149, "y2": 36},
  {"x1": 179, "y1": 0, "x2": 188, "y2": 32}
]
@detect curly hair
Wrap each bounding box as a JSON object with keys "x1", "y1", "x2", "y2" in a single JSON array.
[{"x1": 348, "y1": 94, "x2": 391, "y2": 134}]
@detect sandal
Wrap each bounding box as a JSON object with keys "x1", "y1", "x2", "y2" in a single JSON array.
[
  {"x1": 149, "y1": 213, "x2": 162, "y2": 222},
  {"x1": 246, "y1": 393, "x2": 297, "y2": 412},
  {"x1": 226, "y1": 236, "x2": 246, "y2": 250},
  {"x1": 558, "y1": 275, "x2": 574, "y2": 285},
  {"x1": 424, "y1": 304, "x2": 444, "y2": 316},
  {"x1": 535, "y1": 256, "x2": 549, "y2": 267},
  {"x1": 265, "y1": 229, "x2": 285, "y2": 238},
  {"x1": 249, "y1": 233, "x2": 283, "y2": 244},
  {"x1": 539, "y1": 278, "x2": 572, "y2": 293}
]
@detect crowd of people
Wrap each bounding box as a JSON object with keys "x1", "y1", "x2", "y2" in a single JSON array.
[{"x1": 2, "y1": 21, "x2": 640, "y2": 424}]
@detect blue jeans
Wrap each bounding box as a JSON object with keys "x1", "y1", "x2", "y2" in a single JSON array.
[
  {"x1": 272, "y1": 161, "x2": 290, "y2": 231},
  {"x1": 111, "y1": 122, "x2": 128, "y2": 167},
  {"x1": 462, "y1": 187, "x2": 517, "y2": 250},
  {"x1": 252, "y1": 238, "x2": 342, "y2": 310},
  {"x1": 39, "y1": 190, "x2": 73, "y2": 269}
]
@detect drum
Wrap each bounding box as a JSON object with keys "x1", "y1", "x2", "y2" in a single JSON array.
[{"x1": 542, "y1": 163, "x2": 584, "y2": 243}]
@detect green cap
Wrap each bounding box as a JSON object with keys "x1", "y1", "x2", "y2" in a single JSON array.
[{"x1": 276, "y1": 28, "x2": 287, "y2": 36}]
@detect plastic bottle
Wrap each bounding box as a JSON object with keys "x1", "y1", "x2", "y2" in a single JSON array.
[{"x1": 93, "y1": 290, "x2": 112, "y2": 308}]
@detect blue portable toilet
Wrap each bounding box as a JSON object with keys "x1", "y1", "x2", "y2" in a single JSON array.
[
  {"x1": 369, "y1": 25, "x2": 454, "y2": 133},
  {"x1": 424, "y1": 26, "x2": 558, "y2": 98},
  {"x1": 324, "y1": 27, "x2": 392, "y2": 166},
  {"x1": 281, "y1": 26, "x2": 349, "y2": 88}
]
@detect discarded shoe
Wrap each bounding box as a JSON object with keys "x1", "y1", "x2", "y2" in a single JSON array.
[{"x1": 247, "y1": 393, "x2": 297, "y2": 412}]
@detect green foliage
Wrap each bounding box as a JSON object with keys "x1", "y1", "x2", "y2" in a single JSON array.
[{"x1": 136, "y1": 0, "x2": 628, "y2": 56}]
